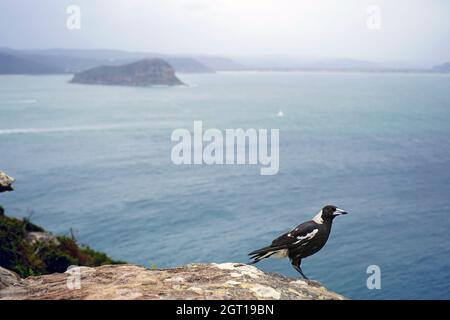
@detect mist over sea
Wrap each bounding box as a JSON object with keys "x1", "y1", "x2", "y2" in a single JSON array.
[{"x1": 1, "y1": 72, "x2": 450, "y2": 299}]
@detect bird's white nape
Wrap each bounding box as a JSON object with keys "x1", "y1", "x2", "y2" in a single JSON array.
[{"x1": 312, "y1": 210, "x2": 324, "y2": 224}]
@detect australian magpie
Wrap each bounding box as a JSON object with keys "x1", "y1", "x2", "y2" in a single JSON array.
[{"x1": 248, "y1": 205, "x2": 348, "y2": 279}]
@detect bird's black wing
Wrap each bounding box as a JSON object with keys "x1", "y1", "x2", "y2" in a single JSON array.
[
  {"x1": 248, "y1": 220, "x2": 319, "y2": 262},
  {"x1": 270, "y1": 220, "x2": 319, "y2": 249}
]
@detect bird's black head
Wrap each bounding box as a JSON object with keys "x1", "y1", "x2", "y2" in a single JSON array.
[{"x1": 314, "y1": 205, "x2": 348, "y2": 223}]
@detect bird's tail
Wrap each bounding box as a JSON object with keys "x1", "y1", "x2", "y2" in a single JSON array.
[{"x1": 248, "y1": 245, "x2": 285, "y2": 264}]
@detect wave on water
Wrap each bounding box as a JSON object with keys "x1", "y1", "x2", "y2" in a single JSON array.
[
  {"x1": 0, "y1": 99, "x2": 37, "y2": 104},
  {"x1": 0, "y1": 123, "x2": 150, "y2": 135}
]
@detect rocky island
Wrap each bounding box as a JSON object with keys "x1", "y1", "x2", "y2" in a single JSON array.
[{"x1": 70, "y1": 58, "x2": 184, "y2": 87}]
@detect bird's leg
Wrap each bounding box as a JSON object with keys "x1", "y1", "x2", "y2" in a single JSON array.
[
  {"x1": 292, "y1": 260, "x2": 309, "y2": 280},
  {"x1": 295, "y1": 265, "x2": 309, "y2": 280}
]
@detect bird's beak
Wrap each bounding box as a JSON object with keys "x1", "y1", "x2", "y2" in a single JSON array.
[{"x1": 333, "y1": 208, "x2": 348, "y2": 216}]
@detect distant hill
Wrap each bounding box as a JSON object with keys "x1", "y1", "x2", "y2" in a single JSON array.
[
  {"x1": 70, "y1": 58, "x2": 184, "y2": 87},
  {"x1": 0, "y1": 48, "x2": 238, "y2": 73},
  {"x1": 0, "y1": 48, "x2": 143, "y2": 73},
  {"x1": 234, "y1": 56, "x2": 382, "y2": 71},
  {"x1": 165, "y1": 57, "x2": 214, "y2": 73},
  {"x1": 193, "y1": 56, "x2": 246, "y2": 71},
  {"x1": 0, "y1": 52, "x2": 63, "y2": 74},
  {"x1": 24, "y1": 49, "x2": 242, "y2": 71},
  {"x1": 1, "y1": 47, "x2": 444, "y2": 74},
  {"x1": 232, "y1": 56, "x2": 432, "y2": 72},
  {"x1": 432, "y1": 62, "x2": 450, "y2": 73}
]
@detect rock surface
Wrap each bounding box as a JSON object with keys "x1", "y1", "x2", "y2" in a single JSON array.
[
  {"x1": 0, "y1": 267, "x2": 21, "y2": 290},
  {"x1": 0, "y1": 263, "x2": 345, "y2": 300},
  {"x1": 0, "y1": 171, "x2": 14, "y2": 192},
  {"x1": 70, "y1": 58, "x2": 184, "y2": 87}
]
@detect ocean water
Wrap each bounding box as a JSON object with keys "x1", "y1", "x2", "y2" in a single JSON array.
[{"x1": 1, "y1": 72, "x2": 450, "y2": 299}]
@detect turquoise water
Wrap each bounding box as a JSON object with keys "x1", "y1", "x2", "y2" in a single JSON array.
[{"x1": 1, "y1": 72, "x2": 450, "y2": 299}]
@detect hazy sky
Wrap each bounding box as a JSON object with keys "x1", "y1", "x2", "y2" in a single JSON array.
[{"x1": 1, "y1": 0, "x2": 449, "y2": 65}]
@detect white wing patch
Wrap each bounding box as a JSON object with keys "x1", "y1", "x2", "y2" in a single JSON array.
[{"x1": 292, "y1": 229, "x2": 318, "y2": 245}]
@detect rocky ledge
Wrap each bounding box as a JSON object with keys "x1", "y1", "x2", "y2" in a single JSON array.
[
  {"x1": 0, "y1": 263, "x2": 345, "y2": 300},
  {"x1": 70, "y1": 58, "x2": 184, "y2": 87}
]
